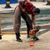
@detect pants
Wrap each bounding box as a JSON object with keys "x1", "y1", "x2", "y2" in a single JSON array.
[
  {"x1": 14, "y1": 6, "x2": 33, "y2": 39},
  {"x1": 21, "y1": 11, "x2": 33, "y2": 37}
]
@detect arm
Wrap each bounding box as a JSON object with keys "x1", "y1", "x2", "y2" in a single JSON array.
[
  {"x1": 32, "y1": 15, "x2": 35, "y2": 25},
  {"x1": 31, "y1": 14, "x2": 36, "y2": 29}
]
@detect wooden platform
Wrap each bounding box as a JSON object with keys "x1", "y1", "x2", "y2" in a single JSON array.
[{"x1": 0, "y1": 31, "x2": 50, "y2": 50}]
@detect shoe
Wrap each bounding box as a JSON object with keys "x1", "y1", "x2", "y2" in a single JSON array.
[
  {"x1": 33, "y1": 36, "x2": 39, "y2": 41},
  {"x1": 17, "y1": 38, "x2": 22, "y2": 42},
  {"x1": 0, "y1": 35, "x2": 2, "y2": 39}
]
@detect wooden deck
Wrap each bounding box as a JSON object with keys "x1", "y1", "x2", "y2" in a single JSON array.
[{"x1": 0, "y1": 31, "x2": 50, "y2": 50}]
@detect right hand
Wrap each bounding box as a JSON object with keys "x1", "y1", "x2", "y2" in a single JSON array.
[{"x1": 22, "y1": 9, "x2": 25, "y2": 12}]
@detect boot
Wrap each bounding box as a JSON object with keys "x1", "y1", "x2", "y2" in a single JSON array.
[
  {"x1": 32, "y1": 36, "x2": 39, "y2": 41},
  {"x1": 16, "y1": 33, "x2": 22, "y2": 42},
  {"x1": 0, "y1": 35, "x2": 2, "y2": 39},
  {"x1": 17, "y1": 38, "x2": 22, "y2": 42}
]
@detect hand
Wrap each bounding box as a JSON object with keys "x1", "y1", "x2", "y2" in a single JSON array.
[
  {"x1": 29, "y1": 29, "x2": 35, "y2": 35},
  {"x1": 22, "y1": 9, "x2": 25, "y2": 12}
]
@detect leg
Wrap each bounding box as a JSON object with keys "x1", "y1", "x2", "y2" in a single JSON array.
[
  {"x1": 27, "y1": 25, "x2": 30, "y2": 38},
  {"x1": 14, "y1": 7, "x2": 22, "y2": 42},
  {"x1": 26, "y1": 21, "x2": 30, "y2": 38},
  {"x1": 0, "y1": 18, "x2": 2, "y2": 39},
  {"x1": 0, "y1": 27, "x2": 2, "y2": 39},
  {"x1": 21, "y1": 12, "x2": 33, "y2": 37}
]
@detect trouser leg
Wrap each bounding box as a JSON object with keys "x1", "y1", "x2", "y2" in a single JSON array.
[
  {"x1": 14, "y1": 7, "x2": 21, "y2": 39},
  {"x1": 0, "y1": 18, "x2": 2, "y2": 39},
  {"x1": 21, "y1": 12, "x2": 33, "y2": 37},
  {"x1": 27, "y1": 23, "x2": 30, "y2": 38},
  {"x1": 15, "y1": 15, "x2": 21, "y2": 39}
]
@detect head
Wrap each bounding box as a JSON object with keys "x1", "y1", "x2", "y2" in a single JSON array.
[{"x1": 34, "y1": 8, "x2": 40, "y2": 15}]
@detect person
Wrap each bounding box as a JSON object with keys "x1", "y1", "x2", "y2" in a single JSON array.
[
  {"x1": 20, "y1": 0, "x2": 40, "y2": 41},
  {"x1": 14, "y1": 0, "x2": 40, "y2": 42},
  {"x1": 14, "y1": 0, "x2": 33, "y2": 42},
  {"x1": 24, "y1": 1, "x2": 40, "y2": 41}
]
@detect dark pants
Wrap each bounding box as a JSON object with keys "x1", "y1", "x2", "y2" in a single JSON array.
[{"x1": 21, "y1": 11, "x2": 33, "y2": 37}]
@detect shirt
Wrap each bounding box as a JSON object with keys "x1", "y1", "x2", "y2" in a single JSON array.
[{"x1": 24, "y1": 2, "x2": 36, "y2": 16}]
